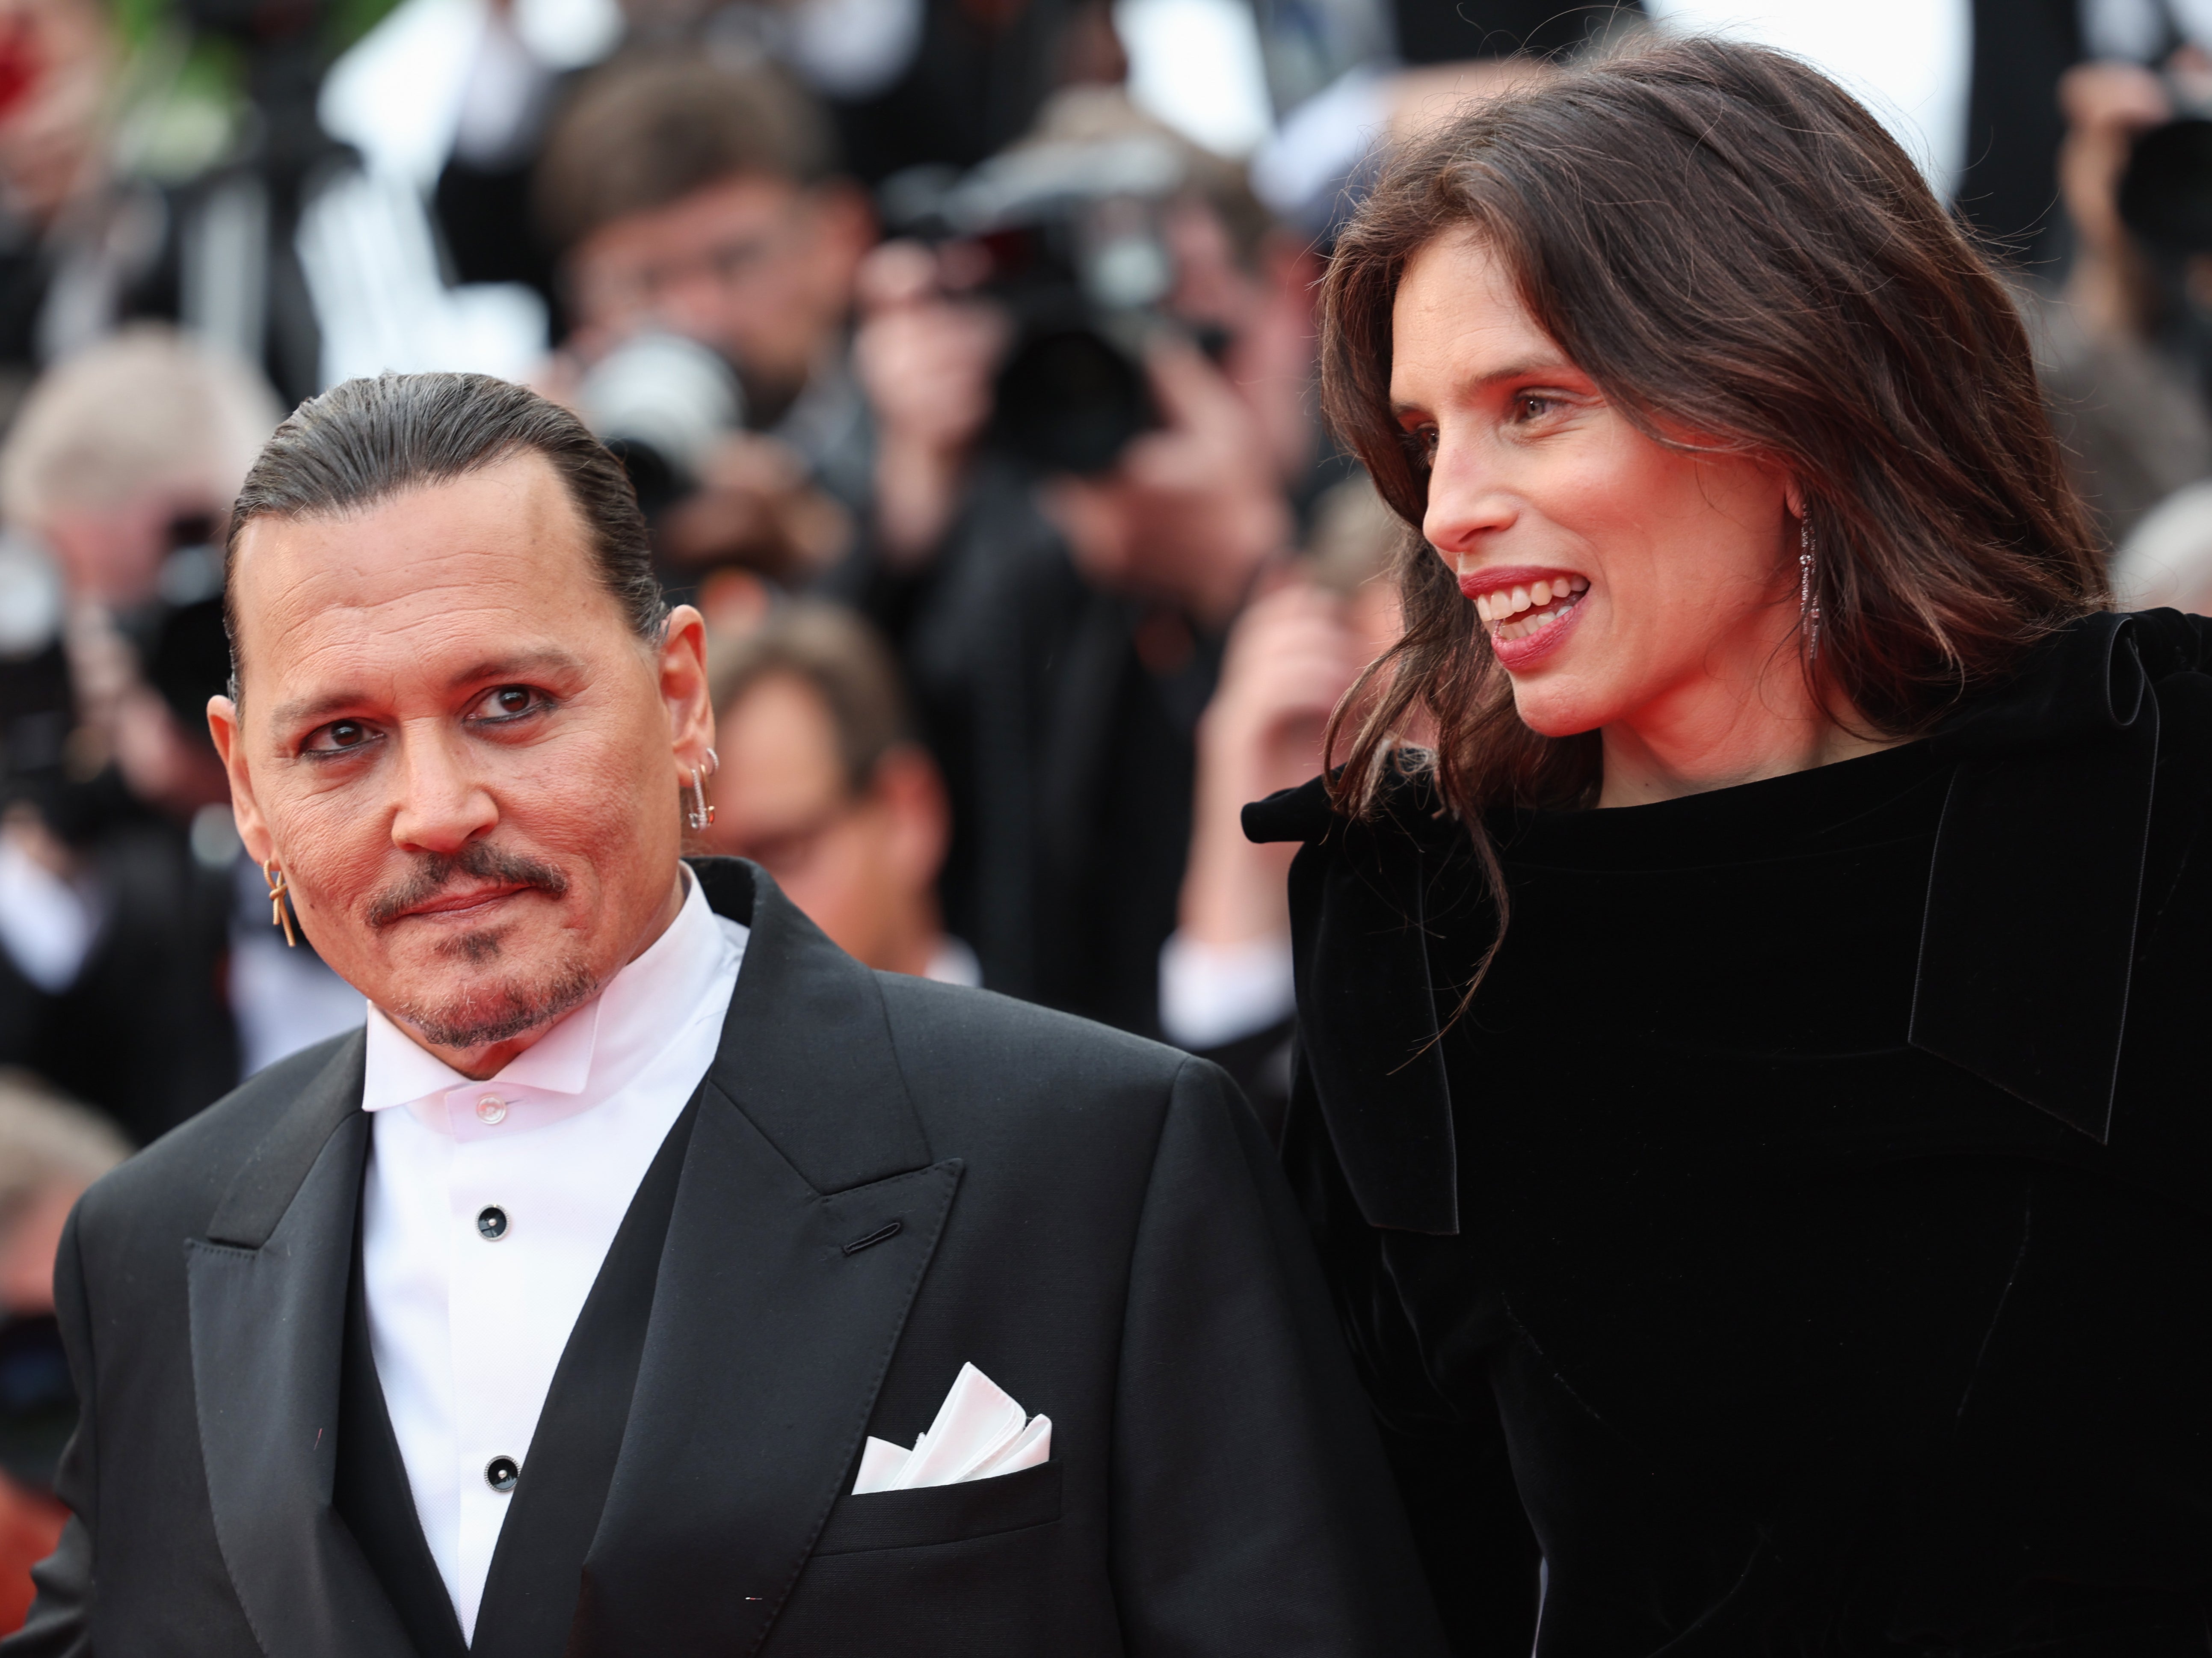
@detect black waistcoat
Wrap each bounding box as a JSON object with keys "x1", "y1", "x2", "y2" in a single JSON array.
[{"x1": 335, "y1": 1100, "x2": 701, "y2": 1658}]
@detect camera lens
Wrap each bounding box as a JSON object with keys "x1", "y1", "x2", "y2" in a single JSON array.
[{"x1": 991, "y1": 327, "x2": 1155, "y2": 476}]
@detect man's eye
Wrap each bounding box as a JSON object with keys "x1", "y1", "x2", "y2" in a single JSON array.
[
  {"x1": 305, "y1": 719, "x2": 375, "y2": 754},
  {"x1": 472, "y1": 686, "x2": 548, "y2": 722}
]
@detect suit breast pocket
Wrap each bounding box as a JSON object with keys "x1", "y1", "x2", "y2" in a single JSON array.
[{"x1": 814, "y1": 1461, "x2": 1062, "y2": 1554}]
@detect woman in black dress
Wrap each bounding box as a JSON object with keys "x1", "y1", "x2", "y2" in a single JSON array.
[{"x1": 1251, "y1": 36, "x2": 2212, "y2": 1657}]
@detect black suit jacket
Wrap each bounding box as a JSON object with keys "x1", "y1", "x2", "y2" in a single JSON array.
[{"x1": 4, "y1": 859, "x2": 1444, "y2": 1657}]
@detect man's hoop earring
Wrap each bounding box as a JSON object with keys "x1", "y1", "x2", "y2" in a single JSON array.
[
  {"x1": 1798, "y1": 517, "x2": 1824, "y2": 662},
  {"x1": 685, "y1": 746, "x2": 720, "y2": 831},
  {"x1": 264, "y1": 860, "x2": 299, "y2": 949}
]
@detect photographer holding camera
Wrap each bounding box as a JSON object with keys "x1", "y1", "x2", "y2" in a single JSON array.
[
  {"x1": 836, "y1": 87, "x2": 1323, "y2": 1037},
  {"x1": 536, "y1": 52, "x2": 875, "y2": 593}
]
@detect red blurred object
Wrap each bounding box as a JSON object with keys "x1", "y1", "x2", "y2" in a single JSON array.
[
  {"x1": 0, "y1": 17, "x2": 43, "y2": 123},
  {"x1": 0, "y1": 1473, "x2": 65, "y2": 1634}
]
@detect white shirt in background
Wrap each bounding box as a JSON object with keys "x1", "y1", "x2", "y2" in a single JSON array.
[
  {"x1": 358, "y1": 871, "x2": 746, "y2": 1640},
  {"x1": 1158, "y1": 930, "x2": 1295, "y2": 1053}
]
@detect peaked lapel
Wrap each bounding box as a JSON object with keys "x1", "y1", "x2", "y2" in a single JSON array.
[
  {"x1": 567, "y1": 862, "x2": 962, "y2": 1657},
  {"x1": 186, "y1": 1029, "x2": 416, "y2": 1658}
]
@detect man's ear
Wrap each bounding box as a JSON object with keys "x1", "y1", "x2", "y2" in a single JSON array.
[
  {"x1": 658, "y1": 604, "x2": 716, "y2": 775},
  {"x1": 206, "y1": 693, "x2": 272, "y2": 864}
]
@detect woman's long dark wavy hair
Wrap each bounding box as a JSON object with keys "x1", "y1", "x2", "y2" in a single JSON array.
[{"x1": 1319, "y1": 35, "x2": 2108, "y2": 974}]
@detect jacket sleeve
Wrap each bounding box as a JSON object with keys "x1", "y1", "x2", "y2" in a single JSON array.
[
  {"x1": 1279, "y1": 1050, "x2": 1542, "y2": 1654},
  {"x1": 1106, "y1": 1056, "x2": 1449, "y2": 1658},
  {"x1": 3, "y1": 1205, "x2": 97, "y2": 1658}
]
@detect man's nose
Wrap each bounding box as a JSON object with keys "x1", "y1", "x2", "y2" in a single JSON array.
[{"x1": 388, "y1": 724, "x2": 498, "y2": 854}]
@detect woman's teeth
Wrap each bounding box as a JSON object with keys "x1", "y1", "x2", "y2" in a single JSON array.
[{"x1": 1469, "y1": 575, "x2": 1589, "y2": 640}]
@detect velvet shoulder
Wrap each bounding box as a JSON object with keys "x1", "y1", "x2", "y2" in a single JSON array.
[
  {"x1": 1241, "y1": 756, "x2": 1465, "y2": 857},
  {"x1": 1252, "y1": 611, "x2": 2212, "y2": 1237},
  {"x1": 1245, "y1": 759, "x2": 1479, "y2": 1237}
]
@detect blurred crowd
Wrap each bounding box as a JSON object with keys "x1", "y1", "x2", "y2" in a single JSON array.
[{"x1": 4, "y1": 0, "x2": 2212, "y2": 1623}]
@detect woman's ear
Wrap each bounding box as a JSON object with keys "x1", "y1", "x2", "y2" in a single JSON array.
[{"x1": 1782, "y1": 478, "x2": 1808, "y2": 521}]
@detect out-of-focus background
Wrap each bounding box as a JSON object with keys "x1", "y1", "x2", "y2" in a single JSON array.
[{"x1": 1, "y1": 0, "x2": 2210, "y2": 1615}]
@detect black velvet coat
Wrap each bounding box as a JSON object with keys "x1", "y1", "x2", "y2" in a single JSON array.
[{"x1": 1246, "y1": 611, "x2": 2212, "y2": 1656}]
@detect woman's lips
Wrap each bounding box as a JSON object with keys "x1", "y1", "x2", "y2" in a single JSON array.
[{"x1": 1456, "y1": 566, "x2": 1590, "y2": 672}]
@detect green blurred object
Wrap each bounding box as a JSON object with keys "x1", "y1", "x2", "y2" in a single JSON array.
[{"x1": 105, "y1": 0, "x2": 408, "y2": 184}]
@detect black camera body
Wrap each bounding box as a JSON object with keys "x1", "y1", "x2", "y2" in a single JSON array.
[
  {"x1": 2121, "y1": 117, "x2": 2212, "y2": 254},
  {"x1": 896, "y1": 134, "x2": 1202, "y2": 477}
]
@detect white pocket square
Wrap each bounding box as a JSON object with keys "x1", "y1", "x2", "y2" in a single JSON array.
[{"x1": 851, "y1": 1362, "x2": 1051, "y2": 1495}]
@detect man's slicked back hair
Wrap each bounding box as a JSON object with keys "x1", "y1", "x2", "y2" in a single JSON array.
[{"x1": 222, "y1": 371, "x2": 664, "y2": 699}]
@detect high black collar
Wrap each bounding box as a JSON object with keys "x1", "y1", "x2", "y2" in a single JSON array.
[{"x1": 1248, "y1": 610, "x2": 2212, "y2": 1234}]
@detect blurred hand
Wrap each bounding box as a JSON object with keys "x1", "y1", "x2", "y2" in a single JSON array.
[
  {"x1": 1180, "y1": 579, "x2": 1372, "y2": 947},
  {"x1": 2059, "y1": 60, "x2": 2172, "y2": 336},
  {"x1": 657, "y1": 431, "x2": 853, "y2": 582},
  {"x1": 853, "y1": 240, "x2": 1008, "y2": 565},
  {"x1": 1043, "y1": 335, "x2": 1294, "y2": 629}
]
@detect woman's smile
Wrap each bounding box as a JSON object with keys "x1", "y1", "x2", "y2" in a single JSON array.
[{"x1": 1456, "y1": 562, "x2": 1592, "y2": 669}]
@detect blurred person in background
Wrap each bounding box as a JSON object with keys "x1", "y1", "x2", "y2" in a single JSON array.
[
  {"x1": 2026, "y1": 45, "x2": 2212, "y2": 545},
  {"x1": 1159, "y1": 477, "x2": 1399, "y2": 1132},
  {"x1": 0, "y1": 0, "x2": 169, "y2": 426},
  {"x1": 0, "y1": 1070, "x2": 123, "y2": 1637},
  {"x1": 0, "y1": 327, "x2": 352, "y2": 1137},
  {"x1": 701, "y1": 599, "x2": 977, "y2": 983},
  {"x1": 835, "y1": 85, "x2": 1321, "y2": 1038},
  {"x1": 535, "y1": 51, "x2": 871, "y2": 601}
]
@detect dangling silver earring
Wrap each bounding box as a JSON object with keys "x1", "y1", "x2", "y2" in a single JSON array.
[
  {"x1": 1798, "y1": 516, "x2": 1823, "y2": 662},
  {"x1": 684, "y1": 746, "x2": 720, "y2": 831}
]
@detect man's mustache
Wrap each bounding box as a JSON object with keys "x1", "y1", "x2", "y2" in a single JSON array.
[{"x1": 366, "y1": 842, "x2": 570, "y2": 928}]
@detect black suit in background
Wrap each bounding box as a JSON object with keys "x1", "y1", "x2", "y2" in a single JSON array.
[
  {"x1": 829, "y1": 462, "x2": 1215, "y2": 1038},
  {"x1": 0, "y1": 797, "x2": 240, "y2": 1146},
  {"x1": 5, "y1": 857, "x2": 1445, "y2": 1658}
]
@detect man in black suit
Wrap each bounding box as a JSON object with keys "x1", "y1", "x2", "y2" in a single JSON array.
[{"x1": 2, "y1": 372, "x2": 1442, "y2": 1657}]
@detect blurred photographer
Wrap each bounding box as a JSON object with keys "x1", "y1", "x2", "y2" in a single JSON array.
[
  {"x1": 536, "y1": 51, "x2": 872, "y2": 591},
  {"x1": 2029, "y1": 11, "x2": 2212, "y2": 543},
  {"x1": 0, "y1": 329, "x2": 312, "y2": 1138},
  {"x1": 1160, "y1": 477, "x2": 1402, "y2": 1132},
  {"x1": 0, "y1": 1069, "x2": 124, "y2": 1636},
  {"x1": 700, "y1": 599, "x2": 977, "y2": 982},
  {"x1": 835, "y1": 87, "x2": 1321, "y2": 1036},
  {"x1": 0, "y1": 0, "x2": 170, "y2": 423}
]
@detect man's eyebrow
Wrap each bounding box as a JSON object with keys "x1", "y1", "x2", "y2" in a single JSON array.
[
  {"x1": 264, "y1": 648, "x2": 592, "y2": 733},
  {"x1": 441, "y1": 647, "x2": 592, "y2": 692}
]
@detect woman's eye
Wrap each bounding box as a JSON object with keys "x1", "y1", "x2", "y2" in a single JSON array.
[
  {"x1": 1514, "y1": 394, "x2": 1552, "y2": 421},
  {"x1": 472, "y1": 685, "x2": 548, "y2": 723},
  {"x1": 1403, "y1": 424, "x2": 1439, "y2": 466},
  {"x1": 305, "y1": 719, "x2": 375, "y2": 754}
]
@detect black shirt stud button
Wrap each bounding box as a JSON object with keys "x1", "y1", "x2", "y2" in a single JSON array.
[
  {"x1": 486, "y1": 1456, "x2": 520, "y2": 1493},
  {"x1": 476, "y1": 1205, "x2": 509, "y2": 1242}
]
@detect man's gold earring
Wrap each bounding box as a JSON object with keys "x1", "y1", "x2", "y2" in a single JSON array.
[
  {"x1": 685, "y1": 746, "x2": 720, "y2": 832},
  {"x1": 264, "y1": 860, "x2": 299, "y2": 948}
]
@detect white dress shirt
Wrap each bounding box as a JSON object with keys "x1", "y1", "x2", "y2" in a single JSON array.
[{"x1": 359, "y1": 871, "x2": 746, "y2": 1641}]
